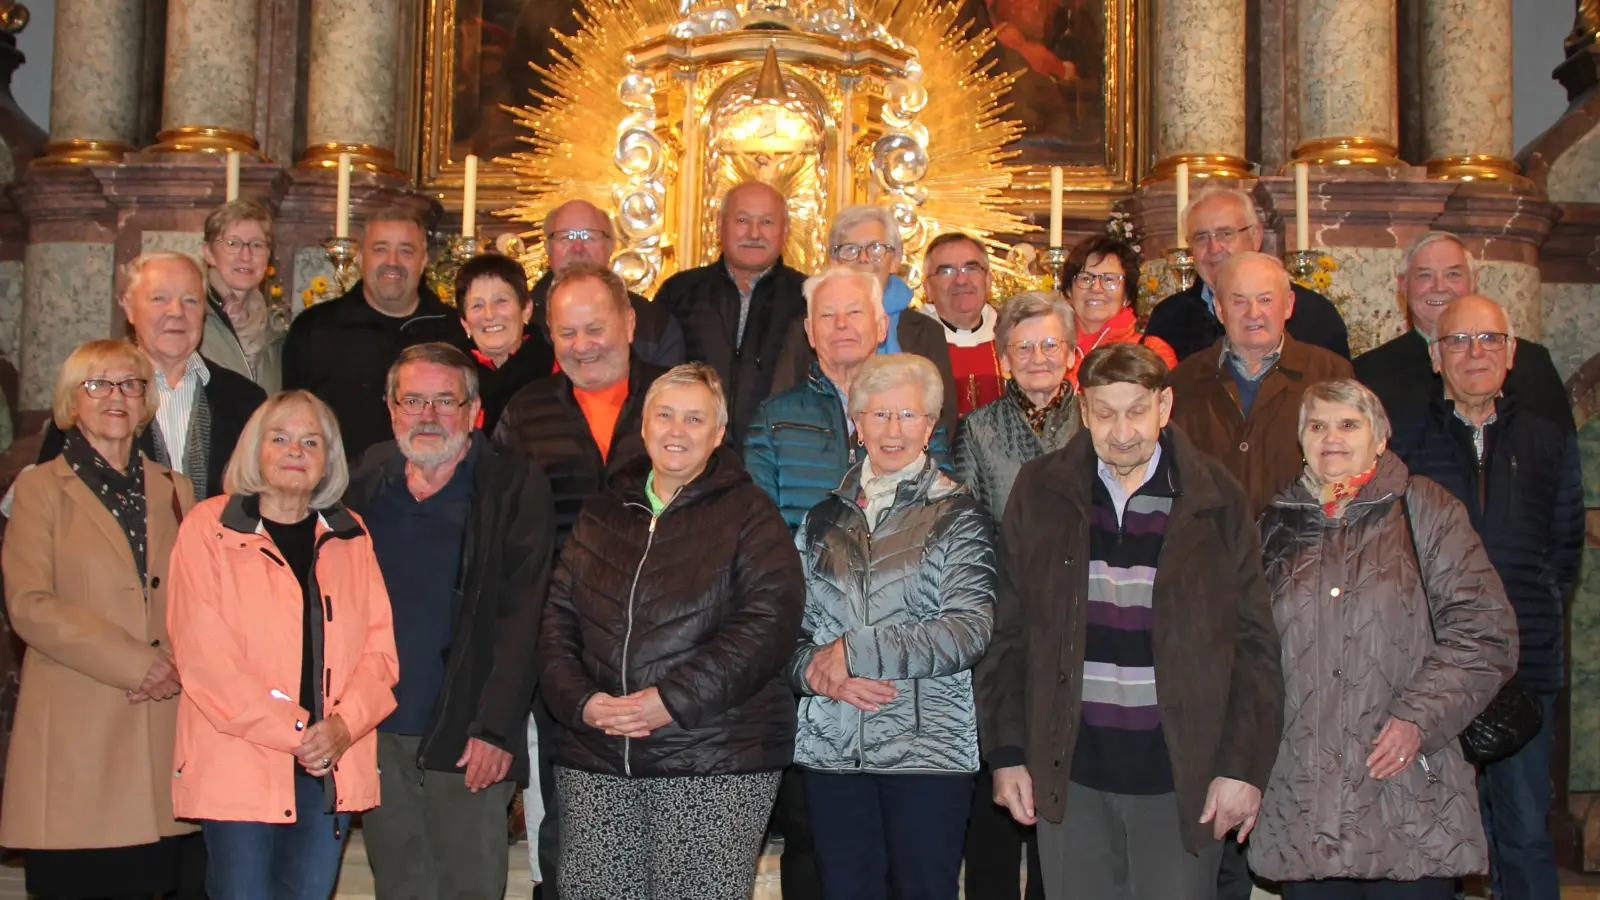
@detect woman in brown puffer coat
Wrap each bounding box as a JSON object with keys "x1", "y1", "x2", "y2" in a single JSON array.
[{"x1": 1249, "y1": 379, "x2": 1516, "y2": 900}]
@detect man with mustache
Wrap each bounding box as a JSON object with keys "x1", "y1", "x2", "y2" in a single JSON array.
[
  {"x1": 654, "y1": 180, "x2": 808, "y2": 444},
  {"x1": 346, "y1": 342, "x2": 555, "y2": 900},
  {"x1": 282, "y1": 205, "x2": 467, "y2": 462},
  {"x1": 1354, "y1": 231, "x2": 1571, "y2": 430},
  {"x1": 919, "y1": 232, "x2": 1004, "y2": 419},
  {"x1": 527, "y1": 199, "x2": 684, "y2": 368}
]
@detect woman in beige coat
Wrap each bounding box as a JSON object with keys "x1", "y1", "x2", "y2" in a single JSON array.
[{"x1": 1, "y1": 339, "x2": 199, "y2": 898}]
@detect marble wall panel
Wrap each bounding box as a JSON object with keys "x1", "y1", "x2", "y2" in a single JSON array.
[
  {"x1": 1318, "y1": 247, "x2": 1406, "y2": 357},
  {"x1": 1571, "y1": 537, "x2": 1600, "y2": 792},
  {"x1": 49, "y1": 0, "x2": 143, "y2": 145},
  {"x1": 1298, "y1": 0, "x2": 1398, "y2": 143},
  {"x1": 1546, "y1": 128, "x2": 1600, "y2": 204},
  {"x1": 140, "y1": 230, "x2": 205, "y2": 264},
  {"x1": 163, "y1": 0, "x2": 261, "y2": 134},
  {"x1": 0, "y1": 261, "x2": 25, "y2": 366},
  {"x1": 19, "y1": 243, "x2": 116, "y2": 409},
  {"x1": 1477, "y1": 260, "x2": 1541, "y2": 341},
  {"x1": 1540, "y1": 283, "x2": 1600, "y2": 382}
]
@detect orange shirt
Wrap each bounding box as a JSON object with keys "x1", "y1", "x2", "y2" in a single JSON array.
[{"x1": 573, "y1": 379, "x2": 631, "y2": 461}]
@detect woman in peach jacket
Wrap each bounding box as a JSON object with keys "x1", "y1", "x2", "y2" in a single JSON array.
[{"x1": 167, "y1": 390, "x2": 398, "y2": 899}]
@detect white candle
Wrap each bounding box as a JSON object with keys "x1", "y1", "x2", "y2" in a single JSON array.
[
  {"x1": 462, "y1": 154, "x2": 479, "y2": 239},
  {"x1": 1175, "y1": 162, "x2": 1190, "y2": 247},
  {"x1": 335, "y1": 153, "x2": 351, "y2": 239},
  {"x1": 225, "y1": 151, "x2": 240, "y2": 202},
  {"x1": 1048, "y1": 166, "x2": 1064, "y2": 247},
  {"x1": 1295, "y1": 162, "x2": 1310, "y2": 252}
]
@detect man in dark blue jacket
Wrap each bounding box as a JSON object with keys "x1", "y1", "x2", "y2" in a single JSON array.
[{"x1": 1387, "y1": 294, "x2": 1583, "y2": 900}]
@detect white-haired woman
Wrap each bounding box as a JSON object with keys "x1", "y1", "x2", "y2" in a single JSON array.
[
  {"x1": 201, "y1": 199, "x2": 287, "y2": 391},
  {"x1": 540, "y1": 363, "x2": 805, "y2": 899},
  {"x1": 2, "y1": 339, "x2": 199, "y2": 899},
  {"x1": 1250, "y1": 378, "x2": 1515, "y2": 900},
  {"x1": 167, "y1": 390, "x2": 398, "y2": 898},
  {"x1": 790, "y1": 352, "x2": 996, "y2": 900}
]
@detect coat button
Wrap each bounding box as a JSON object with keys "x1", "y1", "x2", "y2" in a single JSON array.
[
  {"x1": 150, "y1": 639, "x2": 161, "y2": 648},
  {"x1": 1334, "y1": 752, "x2": 1342, "y2": 761},
  {"x1": 1330, "y1": 587, "x2": 1342, "y2": 597},
  {"x1": 1057, "y1": 672, "x2": 1067, "y2": 684},
  {"x1": 1333, "y1": 669, "x2": 1343, "y2": 678},
  {"x1": 1239, "y1": 441, "x2": 1249, "y2": 452},
  {"x1": 284, "y1": 809, "x2": 292, "y2": 818},
  {"x1": 150, "y1": 576, "x2": 161, "y2": 588},
  {"x1": 1053, "y1": 759, "x2": 1061, "y2": 767}
]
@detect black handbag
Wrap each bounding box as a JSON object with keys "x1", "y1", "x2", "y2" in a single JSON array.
[{"x1": 1397, "y1": 490, "x2": 1542, "y2": 766}]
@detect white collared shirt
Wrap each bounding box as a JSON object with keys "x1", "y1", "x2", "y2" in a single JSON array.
[
  {"x1": 153, "y1": 354, "x2": 210, "y2": 474},
  {"x1": 1095, "y1": 441, "x2": 1163, "y2": 526}
]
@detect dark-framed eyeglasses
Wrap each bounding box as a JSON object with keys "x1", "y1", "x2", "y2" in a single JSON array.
[
  {"x1": 1189, "y1": 224, "x2": 1256, "y2": 247},
  {"x1": 832, "y1": 241, "x2": 893, "y2": 263},
  {"x1": 1437, "y1": 331, "x2": 1510, "y2": 354},
  {"x1": 548, "y1": 229, "x2": 611, "y2": 245},
  {"x1": 1072, "y1": 271, "x2": 1126, "y2": 291},
  {"x1": 392, "y1": 394, "x2": 467, "y2": 416},
  {"x1": 218, "y1": 237, "x2": 268, "y2": 256},
  {"x1": 83, "y1": 378, "x2": 148, "y2": 399},
  {"x1": 930, "y1": 262, "x2": 989, "y2": 279}
]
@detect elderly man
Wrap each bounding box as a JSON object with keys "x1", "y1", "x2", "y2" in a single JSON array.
[
  {"x1": 37, "y1": 252, "x2": 266, "y2": 500},
  {"x1": 528, "y1": 199, "x2": 683, "y2": 368},
  {"x1": 1168, "y1": 252, "x2": 1352, "y2": 515},
  {"x1": 773, "y1": 204, "x2": 959, "y2": 436},
  {"x1": 918, "y1": 231, "x2": 1003, "y2": 418},
  {"x1": 654, "y1": 181, "x2": 807, "y2": 443},
  {"x1": 347, "y1": 343, "x2": 555, "y2": 900},
  {"x1": 1146, "y1": 187, "x2": 1350, "y2": 362},
  {"x1": 1386, "y1": 294, "x2": 1582, "y2": 900},
  {"x1": 977, "y1": 342, "x2": 1282, "y2": 900},
  {"x1": 1354, "y1": 231, "x2": 1571, "y2": 428},
  {"x1": 282, "y1": 205, "x2": 467, "y2": 462}
]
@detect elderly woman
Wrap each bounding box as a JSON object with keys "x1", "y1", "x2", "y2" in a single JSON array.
[
  {"x1": 167, "y1": 390, "x2": 399, "y2": 898},
  {"x1": 790, "y1": 352, "x2": 996, "y2": 900},
  {"x1": 2, "y1": 339, "x2": 197, "y2": 899},
  {"x1": 955, "y1": 291, "x2": 1081, "y2": 522},
  {"x1": 454, "y1": 252, "x2": 555, "y2": 432},
  {"x1": 539, "y1": 362, "x2": 805, "y2": 899},
  {"x1": 1062, "y1": 235, "x2": 1176, "y2": 383},
  {"x1": 202, "y1": 199, "x2": 287, "y2": 391},
  {"x1": 1250, "y1": 378, "x2": 1516, "y2": 900}
]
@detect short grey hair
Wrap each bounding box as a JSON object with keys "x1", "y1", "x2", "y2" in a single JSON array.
[
  {"x1": 124, "y1": 251, "x2": 205, "y2": 300},
  {"x1": 1400, "y1": 231, "x2": 1479, "y2": 290},
  {"x1": 1298, "y1": 378, "x2": 1391, "y2": 446},
  {"x1": 1182, "y1": 186, "x2": 1261, "y2": 233},
  {"x1": 847, "y1": 353, "x2": 944, "y2": 419},
  {"x1": 802, "y1": 266, "x2": 885, "y2": 318},
  {"x1": 995, "y1": 291, "x2": 1075, "y2": 351},
  {"x1": 643, "y1": 362, "x2": 729, "y2": 429},
  {"x1": 828, "y1": 204, "x2": 903, "y2": 255},
  {"x1": 386, "y1": 342, "x2": 481, "y2": 404},
  {"x1": 223, "y1": 390, "x2": 350, "y2": 510}
]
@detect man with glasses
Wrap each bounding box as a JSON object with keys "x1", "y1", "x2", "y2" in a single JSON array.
[
  {"x1": 1145, "y1": 187, "x2": 1350, "y2": 362},
  {"x1": 348, "y1": 342, "x2": 556, "y2": 900},
  {"x1": 919, "y1": 232, "x2": 1004, "y2": 418},
  {"x1": 529, "y1": 199, "x2": 683, "y2": 368}
]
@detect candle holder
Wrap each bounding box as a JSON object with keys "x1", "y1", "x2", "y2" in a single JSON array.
[
  {"x1": 1040, "y1": 246, "x2": 1068, "y2": 293},
  {"x1": 1284, "y1": 249, "x2": 1319, "y2": 285},
  {"x1": 451, "y1": 235, "x2": 484, "y2": 264},
  {"x1": 322, "y1": 236, "x2": 359, "y2": 296},
  {"x1": 1165, "y1": 247, "x2": 1196, "y2": 292}
]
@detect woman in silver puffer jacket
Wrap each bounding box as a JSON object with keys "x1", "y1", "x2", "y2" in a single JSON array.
[
  {"x1": 788, "y1": 353, "x2": 996, "y2": 900},
  {"x1": 1250, "y1": 379, "x2": 1516, "y2": 899}
]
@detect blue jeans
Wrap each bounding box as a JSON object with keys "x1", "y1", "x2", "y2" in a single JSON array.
[
  {"x1": 1480, "y1": 691, "x2": 1559, "y2": 900},
  {"x1": 200, "y1": 771, "x2": 351, "y2": 900},
  {"x1": 803, "y1": 770, "x2": 975, "y2": 900}
]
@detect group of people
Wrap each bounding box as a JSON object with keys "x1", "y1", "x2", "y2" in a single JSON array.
[{"x1": 0, "y1": 178, "x2": 1578, "y2": 900}]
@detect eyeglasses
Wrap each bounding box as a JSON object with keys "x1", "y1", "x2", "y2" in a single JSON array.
[
  {"x1": 392, "y1": 394, "x2": 467, "y2": 416},
  {"x1": 1007, "y1": 337, "x2": 1068, "y2": 358},
  {"x1": 860, "y1": 409, "x2": 930, "y2": 426},
  {"x1": 83, "y1": 378, "x2": 148, "y2": 399},
  {"x1": 832, "y1": 241, "x2": 894, "y2": 263},
  {"x1": 1437, "y1": 331, "x2": 1511, "y2": 354},
  {"x1": 1072, "y1": 272, "x2": 1125, "y2": 291},
  {"x1": 1189, "y1": 225, "x2": 1256, "y2": 248},
  {"x1": 548, "y1": 229, "x2": 611, "y2": 245},
  {"x1": 930, "y1": 262, "x2": 988, "y2": 279},
  {"x1": 218, "y1": 237, "x2": 268, "y2": 256}
]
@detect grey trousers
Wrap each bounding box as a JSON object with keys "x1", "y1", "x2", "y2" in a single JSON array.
[
  {"x1": 362, "y1": 732, "x2": 518, "y2": 900},
  {"x1": 1036, "y1": 781, "x2": 1223, "y2": 900}
]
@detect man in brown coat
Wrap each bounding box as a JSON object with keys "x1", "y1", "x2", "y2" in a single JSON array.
[
  {"x1": 1168, "y1": 252, "x2": 1353, "y2": 515},
  {"x1": 976, "y1": 342, "x2": 1283, "y2": 900}
]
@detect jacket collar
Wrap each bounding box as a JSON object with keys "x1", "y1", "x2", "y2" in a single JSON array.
[
  {"x1": 612, "y1": 444, "x2": 751, "y2": 510},
  {"x1": 330, "y1": 281, "x2": 453, "y2": 327},
  {"x1": 220, "y1": 492, "x2": 366, "y2": 539},
  {"x1": 1271, "y1": 450, "x2": 1411, "y2": 525},
  {"x1": 830, "y1": 452, "x2": 956, "y2": 507},
  {"x1": 1038, "y1": 426, "x2": 1224, "y2": 514}
]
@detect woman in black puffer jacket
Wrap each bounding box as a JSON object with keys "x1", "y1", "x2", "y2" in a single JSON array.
[{"x1": 538, "y1": 362, "x2": 806, "y2": 900}]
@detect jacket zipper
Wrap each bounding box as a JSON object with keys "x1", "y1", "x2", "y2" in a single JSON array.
[
  {"x1": 855, "y1": 511, "x2": 871, "y2": 770},
  {"x1": 620, "y1": 507, "x2": 660, "y2": 777}
]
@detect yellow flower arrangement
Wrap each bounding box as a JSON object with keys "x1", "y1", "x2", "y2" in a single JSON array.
[
  {"x1": 1143, "y1": 275, "x2": 1161, "y2": 297},
  {"x1": 270, "y1": 284, "x2": 283, "y2": 299},
  {"x1": 300, "y1": 287, "x2": 315, "y2": 306},
  {"x1": 309, "y1": 275, "x2": 329, "y2": 294}
]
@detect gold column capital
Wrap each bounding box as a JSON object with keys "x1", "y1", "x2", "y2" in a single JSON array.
[
  {"x1": 1142, "y1": 153, "x2": 1255, "y2": 184},
  {"x1": 146, "y1": 126, "x2": 260, "y2": 154},
  {"x1": 33, "y1": 138, "x2": 136, "y2": 166},
  {"x1": 1288, "y1": 137, "x2": 1403, "y2": 168}
]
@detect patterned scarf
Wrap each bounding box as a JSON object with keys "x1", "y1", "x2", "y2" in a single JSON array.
[
  {"x1": 149, "y1": 386, "x2": 212, "y2": 500},
  {"x1": 62, "y1": 428, "x2": 149, "y2": 584},
  {"x1": 1302, "y1": 461, "x2": 1379, "y2": 520},
  {"x1": 1007, "y1": 378, "x2": 1071, "y2": 436}
]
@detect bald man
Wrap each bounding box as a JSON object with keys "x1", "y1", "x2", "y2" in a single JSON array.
[
  {"x1": 654, "y1": 180, "x2": 808, "y2": 444},
  {"x1": 1167, "y1": 252, "x2": 1352, "y2": 515},
  {"x1": 1386, "y1": 293, "x2": 1580, "y2": 900}
]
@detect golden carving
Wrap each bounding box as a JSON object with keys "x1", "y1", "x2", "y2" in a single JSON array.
[
  {"x1": 296, "y1": 142, "x2": 402, "y2": 175},
  {"x1": 1287, "y1": 136, "x2": 1404, "y2": 168},
  {"x1": 1143, "y1": 153, "x2": 1254, "y2": 183},
  {"x1": 1423, "y1": 154, "x2": 1533, "y2": 189},
  {"x1": 33, "y1": 138, "x2": 136, "y2": 167},
  {"x1": 146, "y1": 125, "x2": 260, "y2": 155}
]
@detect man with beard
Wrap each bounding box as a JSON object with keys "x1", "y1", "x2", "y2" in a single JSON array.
[
  {"x1": 655, "y1": 180, "x2": 808, "y2": 444},
  {"x1": 282, "y1": 205, "x2": 467, "y2": 462},
  {"x1": 528, "y1": 199, "x2": 683, "y2": 368},
  {"x1": 919, "y1": 232, "x2": 1002, "y2": 418},
  {"x1": 347, "y1": 342, "x2": 555, "y2": 899}
]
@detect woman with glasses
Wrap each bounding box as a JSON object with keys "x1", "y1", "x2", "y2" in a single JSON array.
[
  {"x1": 791, "y1": 353, "x2": 996, "y2": 900},
  {"x1": 1062, "y1": 235, "x2": 1177, "y2": 383},
  {"x1": 202, "y1": 199, "x2": 287, "y2": 391},
  {"x1": 1, "y1": 339, "x2": 201, "y2": 898}
]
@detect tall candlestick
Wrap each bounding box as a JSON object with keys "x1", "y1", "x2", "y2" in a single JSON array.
[
  {"x1": 1048, "y1": 166, "x2": 1064, "y2": 247},
  {"x1": 1175, "y1": 162, "x2": 1190, "y2": 247},
  {"x1": 225, "y1": 151, "x2": 241, "y2": 202},
  {"x1": 1294, "y1": 163, "x2": 1310, "y2": 252},
  {"x1": 462, "y1": 154, "x2": 479, "y2": 239},
  {"x1": 335, "y1": 153, "x2": 351, "y2": 239}
]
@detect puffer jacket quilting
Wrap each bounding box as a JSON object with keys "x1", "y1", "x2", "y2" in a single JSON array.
[
  {"x1": 788, "y1": 457, "x2": 996, "y2": 774},
  {"x1": 954, "y1": 387, "x2": 1079, "y2": 521},
  {"x1": 1249, "y1": 453, "x2": 1517, "y2": 883}
]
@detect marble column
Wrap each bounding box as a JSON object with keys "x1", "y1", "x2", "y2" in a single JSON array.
[
  {"x1": 299, "y1": 0, "x2": 400, "y2": 172},
  {"x1": 148, "y1": 0, "x2": 261, "y2": 153},
  {"x1": 1418, "y1": 0, "x2": 1528, "y2": 184},
  {"x1": 1149, "y1": 0, "x2": 1251, "y2": 179},
  {"x1": 36, "y1": 0, "x2": 143, "y2": 165},
  {"x1": 1291, "y1": 0, "x2": 1403, "y2": 166}
]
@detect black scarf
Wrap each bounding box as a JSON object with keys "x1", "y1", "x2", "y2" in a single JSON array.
[{"x1": 62, "y1": 428, "x2": 149, "y2": 584}]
